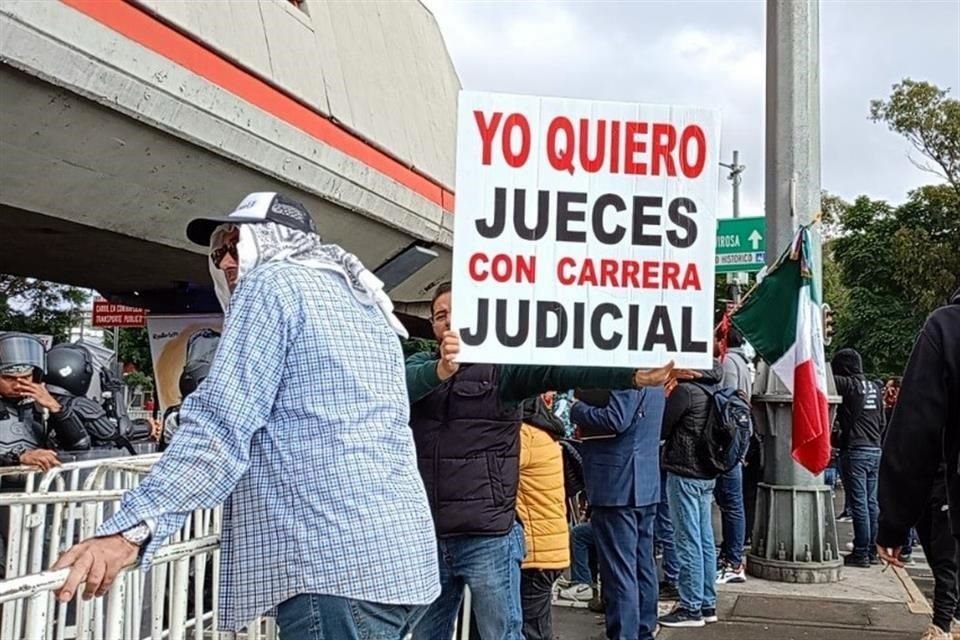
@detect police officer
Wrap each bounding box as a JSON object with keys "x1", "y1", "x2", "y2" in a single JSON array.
[
  {"x1": 155, "y1": 329, "x2": 220, "y2": 448},
  {"x1": 0, "y1": 333, "x2": 63, "y2": 470},
  {"x1": 45, "y1": 343, "x2": 137, "y2": 452}
]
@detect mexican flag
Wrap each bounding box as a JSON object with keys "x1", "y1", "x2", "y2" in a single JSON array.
[{"x1": 731, "y1": 227, "x2": 831, "y2": 474}]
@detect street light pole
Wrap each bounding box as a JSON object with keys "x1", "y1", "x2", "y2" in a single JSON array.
[
  {"x1": 747, "y1": 0, "x2": 842, "y2": 583},
  {"x1": 720, "y1": 149, "x2": 746, "y2": 219}
]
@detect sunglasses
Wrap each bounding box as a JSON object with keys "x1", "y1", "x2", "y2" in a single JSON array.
[{"x1": 211, "y1": 242, "x2": 239, "y2": 268}]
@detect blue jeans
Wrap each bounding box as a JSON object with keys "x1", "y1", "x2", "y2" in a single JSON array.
[
  {"x1": 714, "y1": 463, "x2": 746, "y2": 566},
  {"x1": 655, "y1": 470, "x2": 680, "y2": 584},
  {"x1": 592, "y1": 505, "x2": 659, "y2": 640},
  {"x1": 842, "y1": 447, "x2": 881, "y2": 559},
  {"x1": 570, "y1": 522, "x2": 595, "y2": 585},
  {"x1": 276, "y1": 594, "x2": 427, "y2": 640},
  {"x1": 666, "y1": 474, "x2": 717, "y2": 613},
  {"x1": 412, "y1": 522, "x2": 524, "y2": 640}
]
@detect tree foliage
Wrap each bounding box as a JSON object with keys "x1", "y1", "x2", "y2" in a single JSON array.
[
  {"x1": 827, "y1": 186, "x2": 959, "y2": 378},
  {"x1": 0, "y1": 275, "x2": 89, "y2": 343},
  {"x1": 104, "y1": 327, "x2": 153, "y2": 376},
  {"x1": 870, "y1": 79, "x2": 960, "y2": 196},
  {"x1": 823, "y1": 80, "x2": 960, "y2": 378}
]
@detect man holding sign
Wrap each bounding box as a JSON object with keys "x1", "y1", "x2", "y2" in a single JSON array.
[
  {"x1": 407, "y1": 284, "x2": 680, "y2": 640},
  {"x1": 415, "y1": 91, "x2": 719, "y2": 640}
]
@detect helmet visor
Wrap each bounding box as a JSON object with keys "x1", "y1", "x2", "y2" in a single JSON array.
[{"x1": 0, "y1": 334, "x2": 45, "y2": 376}]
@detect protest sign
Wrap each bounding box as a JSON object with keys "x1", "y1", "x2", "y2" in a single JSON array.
[
  {"x1": 146, "y1": 315, "x2": 223, "y2": 411},
  {"x1": 451, "y1": 91, "x2": 721, "y2": 368}
]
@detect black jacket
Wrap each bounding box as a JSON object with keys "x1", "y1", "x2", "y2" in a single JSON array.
[
  {"x1": 409, "y1": 363, "x2": 522, "y2": 538},
  {"x1": 661, "y1": 362, "x2": 724, "y2": 479},
  {"x1": 878, "y1": 288, "x2": 960, "y2": 546},
  {"x1": 832, "y1": 349, "x2": 884, "y2": 450}
]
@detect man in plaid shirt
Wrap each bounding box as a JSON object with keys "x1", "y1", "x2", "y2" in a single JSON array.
[{"x1": 54, "y1": 193, "x2": 440, "y2": 639}]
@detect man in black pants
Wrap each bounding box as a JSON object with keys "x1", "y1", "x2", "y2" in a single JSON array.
[{"x1": 914, "y1": 465, "x2": 960, "y2": 638}]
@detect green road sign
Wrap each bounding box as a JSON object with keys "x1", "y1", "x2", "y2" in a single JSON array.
[{"x1": 716, "y1": 217, "x2": 766, "y2": 273}]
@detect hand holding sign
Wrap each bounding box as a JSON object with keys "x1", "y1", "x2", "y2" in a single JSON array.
[
  {"x1": 437, "y1": 330, "x2": 461, "y2": 381},
  {"x1": 632, "y1": 362, "x2": 675, "y2": 388}
]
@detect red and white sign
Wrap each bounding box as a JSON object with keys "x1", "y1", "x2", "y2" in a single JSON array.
[
  {"x1": 451, "y1": 91, "x2": 721, "y2": 368},
  {"x1": 92, "y1": 298, "x2": 147, "y2": 328}
]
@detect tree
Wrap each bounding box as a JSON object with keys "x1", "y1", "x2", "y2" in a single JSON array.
[
  {"x1": 103, "y1": 327, "x2": 153, "y2": 376},
  {"x1": 828, "y1": 186, "x2": 959, "y2": 378},
  {"x1": 870, "y1": 79, "x2": 960, "y2": 196},
  {"x1": 0, "y1": 275, "x2": 89, "y2": 343}
]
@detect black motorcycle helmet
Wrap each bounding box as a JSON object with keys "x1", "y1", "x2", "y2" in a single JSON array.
[{"x1": 45, "y1": 343, "x2": 95, "y2": 397}]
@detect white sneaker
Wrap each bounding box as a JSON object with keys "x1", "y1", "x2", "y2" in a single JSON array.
[
  {"x1": 558, "y1": 584, "x2": 594, "y2": 602},
  {"x1": 716, "y1": 563, "x2": 747, "y2": 584},
  {"x1": 920, "y1": 624, "x2": 950, "y2": 640}
]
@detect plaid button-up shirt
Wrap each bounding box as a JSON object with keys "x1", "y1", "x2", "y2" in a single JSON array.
[{"x1": 99, "y1": 262, "x2": 440, "y2": 630}]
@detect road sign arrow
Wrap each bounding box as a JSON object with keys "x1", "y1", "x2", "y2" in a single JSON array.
[{"x1": 748, "y1": 229, "x2": 763, "y2": 250}]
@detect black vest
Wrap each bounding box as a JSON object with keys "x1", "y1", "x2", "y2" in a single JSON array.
[{"x1": 409, "y1": 363, "x2": 521, "y2": 537}]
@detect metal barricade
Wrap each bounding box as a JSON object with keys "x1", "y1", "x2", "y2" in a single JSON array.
[
  {"x1": 2, "y1": 456, "x2": 474, "y2": 640},
  {"x1": 0, "y1": 457, "x2": 274, "y2": 640}
]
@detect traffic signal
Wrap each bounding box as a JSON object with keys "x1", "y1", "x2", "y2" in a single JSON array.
[{"x1": 821, "y1": 303, "x2": 835, "y2": 346}]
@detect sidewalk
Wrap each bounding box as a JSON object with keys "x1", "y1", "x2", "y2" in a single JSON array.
[
  {"x1": 551, "y1": 509, "x2": 935, "y2": 639},
  {"x1": 552, "y1": 562, "x2": 930, "y2": 639}
]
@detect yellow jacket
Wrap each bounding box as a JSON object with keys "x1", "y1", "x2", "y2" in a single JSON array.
[{"x1": 516, "y1": 424, "x2": 570, "y2": 569}]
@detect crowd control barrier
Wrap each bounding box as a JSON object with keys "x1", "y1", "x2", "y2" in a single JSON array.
[{"x1": 1, "y1": 456, "x2": 474, "y2": 640}]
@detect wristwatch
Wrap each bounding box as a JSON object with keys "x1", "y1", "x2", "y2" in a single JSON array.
[{"x1": 121, "y1": 522, "x2": 152, "y2": 547}]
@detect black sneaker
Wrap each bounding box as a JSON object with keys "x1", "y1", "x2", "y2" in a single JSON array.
[
  {"x1": 659, "y1": 581, "x2": 679, "y2": 600},
  {"x1": 843, "y1": 554, "x2": 871, "y2": 568},
  {"x1": 659, "y1": 607, "x2": 705, "y2": 628},
  {"x1": 701, "y1": 607, "x2": 719, "y2": 624}
]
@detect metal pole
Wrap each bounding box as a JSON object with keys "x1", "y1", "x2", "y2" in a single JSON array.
[
  {"x1": 732, "y1": 150, "x2": 741, "y2": 219},
  {"x1": 720, "y1": 150, "x2": 747, "y2": 300},
  {"x1": 747, "y1": 0, "x2": 841, "y2": 583}
]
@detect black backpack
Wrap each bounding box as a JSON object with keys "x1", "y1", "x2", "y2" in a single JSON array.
[{"x1": 693, "y1": 383, "x2": 754, "y2": 475}]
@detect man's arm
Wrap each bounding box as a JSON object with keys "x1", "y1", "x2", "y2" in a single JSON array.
[
  {"x1": 499, "y1": 365, "x2": 639, "y2": 405},
  {"x1": 877, "y1": 323, "x2": 947, "y2": 549},
  {"x1": 570, "y1": 391, "x2": 634, "y2": 436},
  {"x1": 720, "y1": 357, "x2": 739, "y2": 390},
  {"x1": 406, "y1": 353, "x2": 443, "y2": 404},
  {"x1": 94, "y1": 268, "x2": 296, "y2": 566}
]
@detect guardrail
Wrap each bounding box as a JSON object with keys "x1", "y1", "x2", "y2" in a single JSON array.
[
  {"x1": 2, "y1": 456, "x2": 473, "y2": 640},
  {"x1": 0, "y1": 457, "x2": 272, "y2": 640}
]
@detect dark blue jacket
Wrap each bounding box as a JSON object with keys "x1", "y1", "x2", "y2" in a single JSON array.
[{"x1": 571, "y1": 387, "x2": 666, "y2": 508}]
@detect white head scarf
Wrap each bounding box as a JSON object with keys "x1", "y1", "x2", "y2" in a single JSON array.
[{"x1": 209, "y1": 222, "x2": 409, "y2": 338}]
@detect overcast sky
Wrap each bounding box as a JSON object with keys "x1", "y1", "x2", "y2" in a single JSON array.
[{"x1": 424, "y1": 0, "x2": 960, "y2": 217}]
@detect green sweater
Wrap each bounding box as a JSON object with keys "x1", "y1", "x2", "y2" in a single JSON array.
[{"x1": 405, "y1": 351, "x2": 637, "y2": 405}]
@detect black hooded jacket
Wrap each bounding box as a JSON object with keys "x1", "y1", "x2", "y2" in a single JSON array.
[
  {"x1": 832, "y1": 348, "x2": 884, "y2": 450},
  {"x1": 661, "y1": 361, "x2": 724, "y2": 479},
  {"x1": 878, "y1": 288, "x2": 960, "y2": 546}
]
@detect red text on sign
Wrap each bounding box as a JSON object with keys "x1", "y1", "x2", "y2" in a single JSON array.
[
  {"x1": 556, "y1": 258, "x2": 702, "y2": 290},
  {"x1": 468, "y1": 252, "x2": 537, "y2": 284},
  {"x1": 474, "y1": 111, "x2": 531, "y2": 168},
  {"x1": 545, "y1": 117, "x2": 707, "y2": 178}
]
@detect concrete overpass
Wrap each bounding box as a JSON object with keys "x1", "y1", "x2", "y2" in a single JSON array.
[{"x1": 0, "y1": 0, "x2": 458, "y2": 332}]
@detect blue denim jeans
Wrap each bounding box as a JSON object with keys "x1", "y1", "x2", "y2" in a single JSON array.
[
  {"x1": 714, "y1": 463, "x2": 746, "y2": 566},
  {"x1": 570, "y1": 522, "x2": 595, "y2": 585},
  {"x1": 666, "y1": 474, "x2": 717, "y2": 613},
  {"x1": 655, "y1": 470, "x2": 680, "y2": 584},
  {"x1": 842, "y1": 447, "x2": 881, "y2": 559},
  {"x1": 412, "y1": 522, "x2": 525, "y2": 640},
  {"x1": 276, "y1": 593, "x2": 427, "y2": 640}
]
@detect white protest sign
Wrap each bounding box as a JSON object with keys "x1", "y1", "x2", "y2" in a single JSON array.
[{"x1": 451, "y1": 91, "x2": 720, "y2": 369}]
